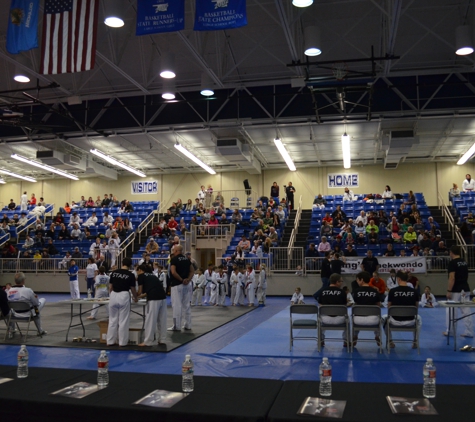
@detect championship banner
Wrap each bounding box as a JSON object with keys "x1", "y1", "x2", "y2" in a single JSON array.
[
  {"x1": 6, "y1": 0, "x2": 40, "y2": 54},
  {"x1": 341, "y1": 256, "x2": 427, "y2": 274},
  {"x1": 194, "y1": 0, "x2": 247, "y2": 31},
  {"x1": 136, "y1": 0, "x2": 185, "y2": 35},
  {"x1": 131, "y1": 180, "x2": 158, "y2": 195}
]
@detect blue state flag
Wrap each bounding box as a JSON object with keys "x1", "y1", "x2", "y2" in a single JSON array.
[
  {"x1": 6, "y1": 0, "x2": 40, "y2": 54},
  {"x1": 136, "y1": 0, "x2": 185, "y2": 35},
  {"x1": 194, "y1": 0, "x2": 247, "y2": 31}
]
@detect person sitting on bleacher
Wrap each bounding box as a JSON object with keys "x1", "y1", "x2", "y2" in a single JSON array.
[
  {"x1": 322, "y1": 212, "x2": 333, "y2": 226},
  {"x1": 318, "y1": 236, "x2": 331, "y2": 253},
  {"x1": 104, "y1": 224, "x2": 115, "y2": 239},
  {"x1": 320, "y1": 221, "x2": 332, "y2": 238},
  {"x1": 89, "y1": 238, "x2": 101, "y2": 258},
  {"x1": 168, "y1": 216, "x2": 178, "y2": 231},
  {"x1": 268, "y1": 227, "x2": 279, "y2": 246},
  {"x1": 146, "y1": 238, "x2": 160, "y2": 255},
  {"x1": 70, "y1": 224, "x2": 83, "y2": 240},
  {"x1": 403, "y1": 226, "x2": 417, "y2": 244},
  {"x1": 178, "y1": 219, "x2": 188, "y2": 234},
  {"x1": 368, "y1": 228, "x2": 379, "y2": 244},
  {"x1": 85, "y1": 196, "x2": 94, "y2": 208},
  {"x1": 343, "y1": 187, "x2": 356, "y2": 201},
  {"x1": 7, "y1": 199, "x2": 16, "y2": 210},
  {"x1": 101, "y1": 211, "x2": 113, "y2": 226},
  {"x1": 215, "y1": 203, "x2": 226, "y2": 216},
  {"x1": 419, "y1": 232, "x2": 432, "y2": 249},
  {"x1": 424, "y1": 216, "x2": 439, "y2": 231},
  {"x1": 401, "y1": 218, "x2": 411, "y2": 232},
  {"x1": 250, "y1": 208, "x2": 261, "y2": 221},
  {"x1": 53, "y1": 212, "x2": 64, "y2": 226},
  {"x1": 332, "y1": 205, "x2": 347, "y2": 220},
  {"x1": 151, "y1": 223, "x2": 162, "y2": 238},
  {"x1": 1, "y1": 214, "x2": 9, "y2": 224},
  {"x1": 333, "y1": 212, "x2": 345, "y2": 229},
  {"x1": 354, "y1": 221, "x2": 366, "y2": 244},
  {"x1": 0, "y1": 221, "x2": 9, "y2": 236},
  {"x1": 22, "y1": 235, "x2": 34, "y2": 251},
  {"x1": 46, "y1": 239, "x2": 58, "y2": 256},
  {"x1": 312, "y1": 194, "x2": 326, "y2": 209},
  {"x1": 412, "y1": 217, "x2": 424, "y2": 233},
  {"x1": 382, "y1": 185, "x2": 393, "y2": 199},
  {"x1": 231, "y1": 209, "x2": 242, "y2": 225},
  {"x1": 355, "y1": 210, "x2": 367, "y2": 226},
  {"x1": 275, "y1": 206, "x2": 285, "y2": 221},
  {"x1": 110, "y1": 196, "x2": 119, "y2": 208},
  {"x1": 238, "y1": 235, "x2": 251, "y2": 252},
  {"x1": 123, "y1": 200, "x2": 134, "y2": 213},
  {"x1": 101, "y1": 194, "x2": 111, "y2": 208},
  {"x1": 83, "y1": 212, "x2": 98, "y2": 227},
  {"x1": 263, "y1": 211, "x2": 274, "y2": 228},
  {"x1": 57, "y1": 223, "x2": 70, "y2": 240},
  {"x1": 68, "y1": 212, "x2": 81, "y2": 227}
]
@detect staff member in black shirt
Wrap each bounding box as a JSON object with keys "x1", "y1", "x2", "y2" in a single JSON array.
[
  {"x1": 106, "y1": 257, "x2": 137, "y2": 347},
  {"x1": 137, "y1": 264, "x2": 167, "y2": 347},
  {"x1": 361, "y1": 250, "x2": 379, "y2": 274},
  {"x1": 168, "y1": 245, "x2": 194, "y2": 331},
  {"x1": 444, "y1": 246, "x2": 473, "y2": 338},
  {"x1": 353, "y1": 271, "x2": 381, "y2": 347},
  {"x1": 313, "y1": 251, "x2": 332, "y2": 301}
]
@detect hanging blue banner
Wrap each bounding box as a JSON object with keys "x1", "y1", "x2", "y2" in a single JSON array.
[
  {"x1": 194, "y1": 0, "x2": 247, "y2": 31},
  {"x1": 136, "y1": 0, "x2": 185, "y2": 35},
  {"x1": 6, "y1": 0, "x2": 40, "y2": 54}
]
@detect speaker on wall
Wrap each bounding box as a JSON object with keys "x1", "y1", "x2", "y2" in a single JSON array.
[{"x1": 243, "y1": 179, "x2": 251, "y2": 195}]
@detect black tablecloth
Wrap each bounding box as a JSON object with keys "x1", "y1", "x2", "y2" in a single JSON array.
[
  {"x1": 267, "y1": 380, "x2": 473, "y2": 422},
  {"x1": 0, "y1": 365, "x2": 282, "y2": 422}
]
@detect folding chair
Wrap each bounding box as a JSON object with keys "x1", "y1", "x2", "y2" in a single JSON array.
[
  {"x1": 385, "y1": 306, "x2": 420, "y2": 354},
  {"x1": 290, "y1": 304, "x2": 319, "y2": 351},
  {"x1": 318, "y1": 305, "x2": 350, "y2": 352},
  {"x1": 351, "y1": 305, "x2": 383, "y2": 353},
  {"x1": 5, "y1": 301, "x2": 42, "y2": 342}
]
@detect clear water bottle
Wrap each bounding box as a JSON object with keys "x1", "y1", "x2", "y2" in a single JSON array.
[
  {"x1": 319, "y1": 357, "x2": 332, "y2": 397},
  {"x1": 182, "y1": 354, "x2": 194, "y2": 393},
  {"x1": 87, "y1": 288, "x2": 92, "y2": 299},
  {"x1": 461, "y1": 290, "x2": 466, "y2": 303},
  {"x1": 97, "y1": 350, "x2": 109, "y2": 388},
  {"x1": 17, "y1": 345, "x2": 29, "y2": 378},
  {"x1": 423, "y1": 358, "x2": 436, "y2": 398}
]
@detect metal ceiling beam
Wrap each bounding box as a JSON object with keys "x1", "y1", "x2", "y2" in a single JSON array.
[
  {"x1": 382, "y1": 77, "x2": 417, "y2": 111},
  {"x1": 384, "y1": 0, "x2": 402, "y2": 75},
  {"x1": 89, "y1": 98, "x2": 116, "y2": 128},
  {"x1": 421, "y1": 73, "x2": 453, "y2": 111}
]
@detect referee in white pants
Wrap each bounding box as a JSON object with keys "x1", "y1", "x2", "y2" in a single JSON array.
[
  {"x1": 168, "y1": 245, "x2": 194, "y2": 331},
  {"x1": 107, "y1": 257, "x2": 137, "y2": 347},
  {"x1": 137, "y1": 264, "x2": 167, "y2": 346}
]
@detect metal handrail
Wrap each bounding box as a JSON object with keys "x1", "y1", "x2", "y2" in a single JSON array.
[
  {"x1": 288, "y1": 195, "x2": 303, "y2": 251},
  {"x1": 437, "y1": 191, "x2": 456, "y2": 238}
]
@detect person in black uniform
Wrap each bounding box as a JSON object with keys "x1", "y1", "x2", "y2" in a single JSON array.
[
  {"x1": 137, "y1": 264, "x2": 167, "y2": 347},
  {"x1": 361, "y1": 250, "x2": 379, "y2": 274},
  {"x1": 285, "y1": 182, "x2": 296, "y2": 210},
  {"x1": 106, "y1": 257, "x2": 137, "y2": 347},
  {"x1": 353, "y1": 271, "x2": 381, "y2": 347},
  {"x1": 384, "y1": 270, "x2": 421, "y2": 349},
  {"x1": 313, "y1": 251, "x2": 332, "y2": 301},
  {"x1": 444, "y1": 245, "x2": 473, "y2": 337},
  {"x1": 0, "y1": 288, "x2": 10, "y2": 319},
  {"x1": 315, "y1": 273, "x2": 348, "y2": 347},
  {"x1": 168, "y1": 244, "x2": 194, "y2": 331}
]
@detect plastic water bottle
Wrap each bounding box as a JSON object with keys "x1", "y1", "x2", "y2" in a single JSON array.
[
  {"x1": 87, "y1": 288, "x2": 92, "y2": 299},
  {"x1": 17, "y1": 345, "x2": 28, "y2": 378},
  {"x1": 182, "y1": 354, "x2": 194, "y2": 393},
  {"x1": 423, "y1": 358, "x2": 436, "y2": 398},
  {"x1": 461, "y1": 290, "x2": 466, "y2": 303},
  {"x1": 319, "y1": 357, "x2": 332, "y2": 397},
  {"x1": 97, "y1": 350, "x2": 109, "y2": 388}
]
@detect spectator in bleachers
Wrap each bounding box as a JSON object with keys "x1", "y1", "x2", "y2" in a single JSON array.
[
  {"x1": 90, "y1": 238, "x2": 101, "y2": 259},
  {"x1": 401, "y1": 218, "x2": 411, "y2": 232},
  {"x1": 70, "y1": 224, "x2": 82, "y2": 240},
  {"x1": 464, "y1": 212, "x2": 475, "y2": 228},
  {"x1": 104, "y1": 224, "x2": 115, "y2": 239},
  {"x1": 270, "y1": 182, "x2": 279, "y2": 198},
  {"x1": 116, "y1": 223, "x2": 128, "y2": 241},
  {"x1": 0, "y1": 221, "x2": 9, "y2": 236},
  {"x1": 410, "y1": 246, "x2": 421, "y2": 257},
  {"x1": 29, "y1": 193, "x2": 36, "y2": 206},
  {"x1": 197, "y1": 186, "x2": 206, "y2": 204},
  {"x1": 123, "y1": 200, "x2": 134, "y2": 213},
  {"x1": 449, "y1": 183, "x2": 460, "y2": 203},
  {"x1": 382, "y1": 185, "x2": 393, "y2": 199},
  {"x1": 252, "y1": 229, "x2": 266, "y2": 244},
  {"x1": 285, "y1": 182, "x2": 296, "y2": 210},
  {"x1": 275, "y1": 206, "x2": 285, "y2": 221},
  {"x1": 268, "y1": 227, "x2": 279, "y2": 246},
  {"x1": 215, "y1": 203, "x2": 226, "y2": 216},
  {"x1": 202, "y1": 208, "x2": 211, "y2": 221},
  {"x1": 355, "y1": 210, "x2": 367, "y2": 226},
  {"x1": 85, "y1": 196, "x2": 94, "y2": 207},
  {"x1": 69, "y1": 212, "x2": 81, "y2": 227},
  {"x1": 110, "y1": 196, "x2": 119, "y2": 208},
  {"x1": 332, "y1": 205, "x2": 347, "y2": 221},
  {"x1": 424, "y1": 216, "x2": 440, "y2": 231},
  {"x1": 238, "y1": 235, "x2": 251, "y2": 251},
  {"x1": 354, "y1": 221, "x2": 366, "y2": 244},
  {"x1": 168, "y1": 202, "x2": 179, "y2": 216},
  {"x1": 59, "y1": 202, "x2": 71, "y2": 215},
  {"x1": 164, "y1": 209, "x2": 173, "y2": 223},
  {"x1": 332, "y1": 235, "x2": 345, "y2": 250},
  {"x1": 322, "y1": 212, "x2": 333, "y2": 226},
  {"x1": 305, "y1": 243, "x2": 319, "y2": 270},
  {"x1": 213, "y1": 192, "x2": 224, "y2": 207},
  {"x1": 57, "y1": 224, "x2": 70, "y2": 240},
  {"x1": 231, "y1": 209, "x2": 242, "y2": 225},
  {"x1": 343, "y1": 187, "x2": 356, "y2": 201},
  {"x1": 250, "y1": 208, "x2": 261, "y2": 221},
  {"x1": 18, "y1": 212, "x2": 28, "y2": 228},
  {"x1": 312, "y1": 194, "x2": 326, "y2": 209},
  {"x1": 402, "y1": 190, "x2": 416, "y2": 207},
  {"x1": 9, "y1": 214, "x2": 20, "y2": 226},
  {"x1": 23, "y1": 235, "x2": 34, "y2": 251},
  {"x1": 263, "y1": 211, "x2": 274, "y2": 228},
  {"x1": 1, "y1": 214, "x2": 8, "y2": 224},
  {"x1": 207, "y1": 214, "x2": 219, "y2": 234},
  {"x1": 280, "y1": 197, "x2": 288, "y2": 209},
  {"x1": 344, "y1": 243, "x2": 357, "y2": 257},
  {"x1": 220, "y1": 213, "x2": 230, "y2": 226},
  {"x1": 413, "y1": 217, "x2": 424, "y2": 233},
  {"x1": 366, "y1": 219, "x2": 379, "y2": 235},
  {"x1": 106, "y1": 239, "x2": 119, "y2": 267},
  {"x1": 37, "y1": 197, "x2": 46, "y2": 207},
  {"x1": 418, "y1": 232, "x2": 432, "y2": 249},
  {"x1": 233, "y1": 246, "x2": 245, "y2": 267},
  {"x1": 368, "y1": 228, "x2": 379, "y2": 244},
  {"x1": 20, "y1": 191, "x2": 28, "y2": 212},
  {"x1": 457, "y1": 221, "x2": 473, "y2": 243},
  {"x1": 333, "y1": 212, "x2": 345, "y2": 229},
  {"x1": 83, "y1": 212, "x2": 98, "y2": 227},
  {"x1": 46, "y1": 239, "x2": 58, "y2": 256},
  {"x1": 268, "y1": 198, "x2": 277, "y2": 209},
  {"x1": 318, "y1": 236, "x2": 331, "y2": 253},
  {"x1": 256, "y1": 200, "x2": 265, "y2": 212},
  {"x1": 151, "y1": 223, "x2": 162, "y2": 238},
  {"x1": 58, "y1": 251, "x2": 71, "y2": 269},
  {"x1": 33, "y1": 233, "x2": 44, "y2": 250},
  {"x1": 161, "y1": 223, "x2": 171, "y2": 239},
  {"x1": 463, "y1": 174, "x2": 475, "y2": 191},
  {"x1": 403, "y1": 226, "x2": 417, "y2": 244},
  {"x1": 8, "y1": 199, "x2": 16, "y2": 210},
  {"x1": 53, "y1": 212, "x2": 65, "y2": 226},
  {"x1": 320, "y1": 221, "x2": 332, "y2": 238},
  {"x1": 146, "y1": 238, "x2": 160, "y2": 255},
  {"x1": 77, "y1": 196, "x2": 86, "y2": 207},
  {"x1": 387, "y1": 216, "x2": 402, "y2": 241},
  {"x1": 397, "y1": 204, "x2": 409, "y2": 223},
  {"x1": 168, "y1": 216, "x2": 178, "y2": 231},
  {"x1": 261, "y1": 237, "x2": 271, "y2": 254},
  {"x1": 101, "y1": 194, "x2": 111, "y2": 208},
  {"x1": 383, "y1": 243, "x2": 395, "y2": 256},
  {"x1": 377, "y1": 210, "x2": 388, "y2": 228},
  {"x1": 72, "y1": 247, "x2": 83, "y2": 259},
  {"x1": 101, "y1": 211, "x2": 113, "y2": 226},
  {"x1": 399, "y1": 249, "x2": 407, "y2": 257},
  {"x1": 184, "y1": 199, "x2": 194, "y2": 211}
]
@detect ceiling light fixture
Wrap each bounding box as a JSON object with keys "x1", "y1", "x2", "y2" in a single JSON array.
[
  {"x1": 341, "y1": 133, "x2": 351, "y2": 169},
  {"x1": 14, "y1": 68, "x2": 30, "y2": 83},
  {"x1": 292, "y1": 0, "x2": 313, "y2": 7},
  {"x1": 90, "y1": 149, "x2": 146, "y2": 177},
  {"x1": 13, "y1": 55, "x2": 31, "y2": 83},
  {"x1": 11, "y1": 154, "x2": 79, "y2": 180},
  {"x1": 0, "y1": 179, "x2": 5, "y2": 184},
  {"x1": 162, "y1": 78, "x2": 176, "y2": 100},
  {"x1": 160, "y1": 53, "x2": 176, "y2": 79},
  {"x1": 0, "y1": 168, "x2": 37, "y2": 183},
  {"x1": 200, "y1": 73, "x2": 215, "y2": 97},
  {"x1": 457, "y1": 142, "x2": 475, "y2": 165},
  {"x1": 274, "y1": 138, "x2": 296, "y2": 171},
  {"x1": 304, "y1": 26, "x2": 322, "y2": 56},
  {"x1": 455, "y1": 25, "x2": 474, "y2": 55},
  {"x1": 174, "y1": 143, "x2": 216, "y2": 175},
  {"x1": 104, "y1": 0, "x2": 124, "y2": 27}
]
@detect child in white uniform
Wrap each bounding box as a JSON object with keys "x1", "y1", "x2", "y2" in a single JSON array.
[
  {"x1": 230, "y1": 267, "x2": 240, "y2": 305},
  {"x1": 87, "y1": 266, "x2": 110, "y2": 320},
  {"x1": 209, "y1": 267, "x2": 220, "y2": 306},
  {"x1": 217, "y1": 268, "x2": 228, "y2": 306},
  {"x1": 203, "y1": 264, "x2": 214, "y2": 305},
  {"x1": 233, "y1": 268, "x2": 246, "y2": 306},
  {"x1": 245, "y1": 265, "x2": 257, "y2": 306},
  {"x1": 257, "y1": 264, "x2": 267, "y2": 305},
  {"x1": 191, "y1": 268, "x2": 206, "y2": 306},
  {"x1": 291, "y1": 287, "x2": 305, "y2": 304},
  {"x1": 420, "y1": 286, "x2": 439, "y2": 307}
]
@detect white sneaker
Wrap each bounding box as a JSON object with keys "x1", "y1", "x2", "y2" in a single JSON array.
[{"x1": 167, "y1": 326, "x2": 179, "y2": 331}]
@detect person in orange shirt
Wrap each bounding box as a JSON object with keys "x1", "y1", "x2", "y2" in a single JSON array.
[{"x1": 369, "y1": 271, "x2": 386, "y2": 302}]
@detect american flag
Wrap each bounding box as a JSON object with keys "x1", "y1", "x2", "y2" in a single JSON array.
[{"x1": 40, "y1": 0, "x2": 99, "y2": 75}]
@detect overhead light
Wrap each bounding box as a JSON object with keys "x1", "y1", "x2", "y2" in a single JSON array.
[
  {"x1": 160, "y1": 53, "x2": 176, "y2": 79},
  {"x1": 457, "y1": 142, "x2": 475, "y2": 165},
  {"x1": 11, "y1": 154, "x2": 79, "y2": 180},
  {"x1": 90, "y1": 149, "x2": 146, "y2": 177},
  {"x1": 162, "y1": 92, "x2": 176, "y2": 100},
  {"x1": 174, "y1": 143, "x2": 216, "y2": 175},
  {"x1": 292, "y1": 0, "x2": 313, "y2": 7},
  {"x1": 14, "y1": 70, "x2": 30, "y2": 83},
  {"x1": 104, "y1": 0, "x2": 124, "y2": 27},
  {"x1": 456, "y1": 25, "x2": 474, "y2": 55},
  {"x1": 341, "y1": 133, "x2": 351, "y2": 169},
  {"x1": 0, "y1": 168, "x2": 37, "y2": 183},
  {"x1": 274, "y1": 138, "x2": 296, "y2": 171},
  {"x1": 304, "y1": 26, "x2": 322, "y2": 56},
  {"x1": 13, "y1": 55, "x2": 31, "y2": 83},
  {"x1": 200, "y1": 73, "x2": 215, "y2": 97},
  {"x1": 162, "y1": 78, "x2": 176, "y2": 100},
  {"x1": 0, "y1": 179, "x2": 5, "y2": 184}
]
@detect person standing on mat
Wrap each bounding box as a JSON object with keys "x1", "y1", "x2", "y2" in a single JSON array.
[
  {"x1": 107, "y1": 257, "x2": 137, "y2": 346},
  {"x1": 168, "y1": 245, "x2": 194, "y2": 331},
  {"x1": 313, "y1": 251, "x2": 332, "y2": 302},
  {"x1": 137, "y1": 264, "x2": 167, "y2": 347},
  {"x1": 444, "y1": 245, "x2": 473, "y2": 338},
  {"x1": 67, "y1": 259, "x2": 80, "y2": 299}
]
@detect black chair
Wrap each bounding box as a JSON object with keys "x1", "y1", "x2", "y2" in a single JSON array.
[
  {"x1": 385, "y1": 306, "x2": 420, "y2": 354},
  {"x1": 351, "y1": 305, "x2": 383, "y2": 353},
  {"x1": 290, "y1": 304, "x2": 319, "y2": 351},
  {"x1": 5, "y1": 301, "x2": 42, "y2": 342},
  {"x1": 318, "y1": 305, "x2": 350, "y2": 352}
]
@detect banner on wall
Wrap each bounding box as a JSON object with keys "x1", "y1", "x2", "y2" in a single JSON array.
[
  {"x1": 341, "y1": 256, "x2": 427, "y2": 274},
  {"x1": 131, "y1": 181, "x2": 158, "y2": 195},
  {"x1": 328, "y1": 173, "x2": 359, "y2": 188},
  {"x1": 136, "y1": 0, "x2": 185, "y2": 35},
  {"x1": 194, "y1": 0, "x2": 247, "y2": 31}
]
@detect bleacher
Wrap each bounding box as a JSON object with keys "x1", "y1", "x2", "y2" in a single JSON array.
[
  {"x1": 307, "y1": 192, "x2": 431, "y2": 256},
  {"x1": 1, "y1": 203, "x2": 54, "y2": 241},
  {"x1": 451, "y1": 191, "x2": 475, "y2": 220},
  {"x1": 12, "y1": 201, "x2": 159, "y2": 257}
]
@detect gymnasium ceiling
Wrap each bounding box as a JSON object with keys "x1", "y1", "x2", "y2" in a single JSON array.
[{"x1": 1, "y1": 0, "x2": 475, "y2": 181}]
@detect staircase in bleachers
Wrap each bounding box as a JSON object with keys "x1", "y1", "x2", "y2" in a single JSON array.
[
  {"x1": 428, "y1": 206, "x2": 456, "y2": 247},
  {"x1": 280, "y1": 209, "x2": 296, "y2": 247}
]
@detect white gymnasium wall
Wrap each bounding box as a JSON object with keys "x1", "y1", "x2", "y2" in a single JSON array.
[{"x1": 1, "y1": 162, "x2": 475, "y2": 209}]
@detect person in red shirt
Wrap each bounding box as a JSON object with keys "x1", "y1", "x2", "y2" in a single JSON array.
[
  {"x1": 29, "y1": 193, "x2": 36, "y2": 206},
  {"x1": 322, "y1": 212, "x2": 333, "y2": 226},
  {"x1": 168, "y1": 216, "x2": 178, "y2": 231},
  {"x1": 369, "y1": 271, "x2": 386, "y2": 301}
]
